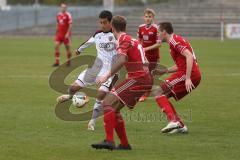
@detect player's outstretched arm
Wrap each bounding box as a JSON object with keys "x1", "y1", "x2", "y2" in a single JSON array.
[
  {"x1": 144, "y1": 42, "x2": 161, "y2": 52},
  {"x1": 167, "y1": 65, "x2": 178, "y2": 73},
  {"x1": 76, "y1": 37, "x2": 95, "y2": 55},
  {"x1": 152, "y1": 65, "x2": 177, "y2": 76}
]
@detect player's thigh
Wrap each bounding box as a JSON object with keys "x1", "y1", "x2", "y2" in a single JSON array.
[
  {"x1": 171, "y1": 75, "x2": 201, "y2": 100},
  {"x1": 103, "y1": 93, "x2": 124, "y2": 112},
  {"x1": 114, "y1": 76, "x2": 152, "y2": 108},
  {"x1": 154, "y1": 73, "x2": 184, "y2": 98},
  {"x1": 75, "y1": 69, "x2": 96, "y2": 88},
  {"x1": 99, "y1": 74, "x2": 118, "y2": 92},
  {"x1": 96, "y1": 89, "x2": 107, "y2": 101},
  {"x1": 160, "y1": 72, "x2": 189, "y2": 100}
]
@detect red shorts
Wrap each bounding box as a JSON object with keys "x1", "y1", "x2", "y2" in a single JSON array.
[
  {"x1": 161, "y1": 71, "x2": 201, "y2": 101},
  {"x1": 55, "y1": 35, "x2": 71, "y2": 45},
  {"x1": 111, "y1": 74, "x2": 153, "y2": 108}
]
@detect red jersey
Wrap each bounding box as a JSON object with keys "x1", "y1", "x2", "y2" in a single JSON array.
[
  {"x1": 137, "y1": 24, "x2": 160, "y2": 59},
  {"x1": 117, "y1": 33, "x2": 149, "y2": 78},
  {"x1": 56, "y1": 11, "x2": 72, "y2": 37},
  {"x1": 169, "y1": 34, "x2": 200, "y2": 73}
]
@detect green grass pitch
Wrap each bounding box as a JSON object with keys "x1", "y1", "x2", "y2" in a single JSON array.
[{"x1": 0, "y1": 37, "x2": 240, "y2": 160}]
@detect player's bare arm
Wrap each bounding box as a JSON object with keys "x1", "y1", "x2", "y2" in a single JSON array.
[
  {"x1": 65, "y1": 23, "x2": 72, "y2": 38},
  {"x1": 76, "y1": 36, "x2": 95, "y2": 55},
  {"x1": 144, "y1": 42, "x2": 161, "y2": 52},
  {"x1": 181, "y1": 49, "x2": 195, "y2": 92},
  {"x1": 152, "y1": 65, "x2": 178, "y2": 75},
  {"x1": 167, "y1": 65, "x2": 178, "y2": 73},
  {"x1": 96, "y1": 54, "x2": 127, "y2": 84}
]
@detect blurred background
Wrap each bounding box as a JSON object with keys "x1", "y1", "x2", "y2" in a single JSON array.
[
  {"x1": 1, "y1": 0, "x2": 240, "y2": 39},
  {"x1": 1, "y1": 1, "x2": 240, "y2": 160}
]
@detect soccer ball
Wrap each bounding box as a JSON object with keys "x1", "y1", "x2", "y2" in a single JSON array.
[{"x1": 72, "y1": 92, "x2": 89, "y2": 108}]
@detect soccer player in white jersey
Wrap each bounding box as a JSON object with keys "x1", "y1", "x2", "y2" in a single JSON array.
[{"x1": 57, "y1": 10, "x2": 118, "y2": 131}]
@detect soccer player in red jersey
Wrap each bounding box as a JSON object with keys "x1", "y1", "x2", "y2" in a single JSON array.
[
  {"x1": 138, "y1": 8, "x2": 161, "y2": 102},
  {"x1": 91, "y1": 15, "x2": 153, "y2": 150},
  {"x1": 53, "y1": 3, "x2": 72, "y2": 67},
  {"x1": 152, "y1": 22, "x2": 201, "y2": 134}
]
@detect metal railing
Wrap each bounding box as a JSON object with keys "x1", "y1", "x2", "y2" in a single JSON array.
[{"x1": 0, "y1": 6, "x2": 104, "y2": 32}]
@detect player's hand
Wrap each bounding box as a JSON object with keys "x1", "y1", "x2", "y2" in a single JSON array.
[
  {"x1": 185, "y1": 78, "x2": 195, "y2": 93},
  {"x1": 143, "y1": 47, "x2": 149, "y2": 52},
  {"x1": 65, "y1": 33, "x2": 69, "y2": 39}
]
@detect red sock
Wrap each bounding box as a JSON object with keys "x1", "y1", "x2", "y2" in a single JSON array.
[
  {"x1": 67, "y1": 52, "x2": 71, "y2": 64},
  {"x1": 55, "y1": 51, "x2": 60, "y2": 64},
  {"x1": 103, "y1": 105, "x2": 116, "y2": 143},
  {"x1": 115, "y1": 112, "x2": 129, "y2": 146},
  {"x1": 155, "y1": 95, "x2": 184, "y2": 126}
]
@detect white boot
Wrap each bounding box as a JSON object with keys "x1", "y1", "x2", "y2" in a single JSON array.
[
  {"x1": 87, "y1": 119, "x2": 96, "y2": 131},
  {"x1": 161, "y1": 121, "x2": 182, "y2": 133},
  {"x1": 57, "y1": 94, "x2": 71, "y2": 103}
]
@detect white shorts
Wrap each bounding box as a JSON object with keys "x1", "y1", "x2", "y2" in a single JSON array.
[{"x1": 75, "y1": 69, "x2": 118, "y2": 92}]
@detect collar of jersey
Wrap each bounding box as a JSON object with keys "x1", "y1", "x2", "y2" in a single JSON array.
[{"x1": 103, "y1": 30, "x2": 112, "y2": 33}]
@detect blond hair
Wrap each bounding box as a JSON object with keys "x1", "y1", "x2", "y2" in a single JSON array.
[{"x1": 144, "y1": 8, "x2": 156, "y2": 17}]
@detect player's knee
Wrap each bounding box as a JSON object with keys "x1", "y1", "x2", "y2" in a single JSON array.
[
  {"x1": 96, "y1": 90, "x2": 107, "y2": 101},
  {"x1": 102, "y1": 94, "x2": 124, "y2": 112},
  {"x1": 102, "y1": 99, "x2": 114, "y2": 113},
  {"x1": 102, "y1": 94, "x2": 117, "y2": 110},
  {"x1": 65, "y1": 45, "x2": 70, "y2": 50},
  {"x1": 68, "y1": 83, "x2": 81, "y2": 95},
  {"x1": 102, "y1": 95, "x2": 112, "y2": 107},
  {"x1": 115, "y1": 112, "x2": 123, "y2": 121}
]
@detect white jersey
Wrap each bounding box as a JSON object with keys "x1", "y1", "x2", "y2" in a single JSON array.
[{"x1": 77, "y1": 30, "x2": 117, "y2": 75}]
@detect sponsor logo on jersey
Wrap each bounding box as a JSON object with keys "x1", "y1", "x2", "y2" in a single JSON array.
[{"x1": 99, "y1": 42, "x2": 116, "y2": 51}]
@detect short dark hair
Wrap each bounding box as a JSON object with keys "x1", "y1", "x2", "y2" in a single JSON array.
[
  {"x1": 158, "y1": 22, "x2": 174, "y2": 34},
  {"x1": 111, "y1": 15, "x2": 127, "y2": 32},
  {"x1": 99, "y1": 10, "x2": 113, "y2": 22}
]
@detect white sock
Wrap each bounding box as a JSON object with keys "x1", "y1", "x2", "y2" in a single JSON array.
[{"x1": 91, "y1": 99, "x2": 102, "y2": 123}]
